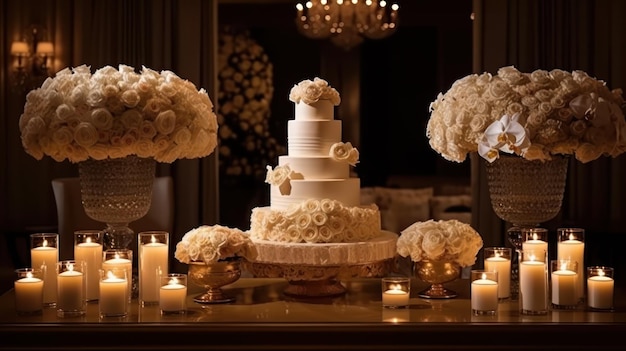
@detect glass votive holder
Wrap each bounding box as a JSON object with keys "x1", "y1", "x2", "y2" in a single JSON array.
[
  {"x1": 74, "y1": 230, "x2": 103, "y2": 302},
  {"x1": 102, "y1": 249, "x2": 133, "y2": 302},
  {"x1": 138, "y1": 231, "x2": 169, "y2": 306},
  {"x1": 587, "y1": 266, "x2": 614, "y2": 311},
  {"x1": 381, "y1": 276, "x2": 410, "y2": 309},
  {"x1": 159, "y1": 273, "x2": 188, "y2": 314},
  {"x1": 550, "y1": 259, "x2": 579, "y2": 310},
  {"x1": 99, "y1": 268, "x2": 129, "y2": 318},
  {"x1": 30, "y1": 233, "x2": 59, "y2": 307},
  {"x1": 14, "y1": 268, "x2": 44, "y2": 315},
  {"x1": 56, "y1": 260, "x2": 86, "y2": 317},
  {"x1": 483, "y1": 247, "x2": 511, "y2": 301},
  {"x1": 521, "y1": 228, "x2": 548, "y2": 262},
  {"x1": 519, "y1": 248, "x2": 548, "y2": 315},
  {"x1": 471, "y1": 270, "x2": 498, "y2": 316},
  {"x1": 557, "y1": 228, "x2": 585, "y2": 303}
]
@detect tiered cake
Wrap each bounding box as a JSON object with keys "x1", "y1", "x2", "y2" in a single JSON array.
[{"x1": 248, "y1": 78, "x2": 397, "y2": 266}]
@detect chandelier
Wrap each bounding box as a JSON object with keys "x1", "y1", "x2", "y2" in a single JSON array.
[{"x1": 295, "y1": 0, "x2": 399, "y2": 51}]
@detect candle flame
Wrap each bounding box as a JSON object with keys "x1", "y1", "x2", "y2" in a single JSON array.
[
  {"x1": 86, "y1": 237, "x2": 92, "y2": 244},
  {"x1": 114, "y1": 253, "x2": 120, "y2": 260},
  {"x1": 569, "y1": 233, "x2": 575, "y2": 241},
  {"x1": 481, "y1": 272, "x2": 487, "y2": 280},
  {"x1": 151, "y1": 235, "x2": 157, "y2": 244},
  {"x1": 26, "y1": 272, "x2": 33, "y2": 279},
  {"x1": 532, "y1": 233, "x2": 539, "y2": 241},
  {"x1": 599, "y1": 269, "x2": 606, "y2": 277},
  {"x1": 42, "y1": 239, "x2": 48, "y2": 247},
  {"x1": 529, "y1": 254, "x2": 537, "y2": 262},
  {"x1": 390, "y1": 283, "x2": 403, "y2": 291},
  {"x1": 107, "y1": 270, "x2": 116, "y2": 279},
  {"x1": 560, "y1": 262, "x2": 568, "y2": 271},
  {"x1": 67, "y1": 263, "x2": 74, "y2": 272},
  {"x1": 168, "y1": 277, "x2": 179, "y2": 285}
]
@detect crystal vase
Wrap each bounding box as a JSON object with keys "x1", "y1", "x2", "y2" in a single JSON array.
[
  {"x1": 485, "y1": 154, "x2": 569, "y2": 299},
  {"x1": 79, "y1": 155, "x2": 156, "y2": 250}
]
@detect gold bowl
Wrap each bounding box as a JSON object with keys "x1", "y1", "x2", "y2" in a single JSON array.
[
  {"x1": 414, "y1": 260, "x2": 462, "y2": 299},
  {"x1": 188, "y1": 259, "x2": 241, "y2": 304}
]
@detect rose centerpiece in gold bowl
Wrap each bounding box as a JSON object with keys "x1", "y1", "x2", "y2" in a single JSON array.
[
  {"x1": 19, "y1": 64, "x2": 219, "y2": 249},
  {"x1": 397, "y1": 219, "x2": 483, "y2": 299},
  {"x1": 175, "y1": 224, "x2": 258, "y2": 304}
]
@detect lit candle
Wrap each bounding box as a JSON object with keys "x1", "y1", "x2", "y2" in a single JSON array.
[
  {"x1": 471, "y1": 273, "x2": 498, "y2": 313},
  {"x1": 102, "y1": 253, "x2": 132, "y2": 302},
  {"x1": 14, "y1": 271, "x2": 44, "y2": 314},
  {"x1": 57, "y1": 262, "x2": 85, "y2": 312},
  {"x1": 99, "y1": 270, "x2": 128, "y2": 317},
  {"x1": 159, "y1": 277, "x2": 187, "y2": 313},
  {"x1": 557, "y1": 235, "x2": 585, "y2": 300},
  {"x1": 519, "y1": 254, "x2": 547, "y2": 313},
  {"x1": 382, "y1": 285, "x2": 409, "y2": 307},
  {"x1": 74, "y1": 237, "x2": 103, "y2": 301},
  {"x1": 484, "y1": 251, "x2": 511, "y2": 300},
  {"x1": 522, "y1": 233, "x2": 548, "y2": 262},
  {"x1": 587, "y1": 269, "x2": 614, "y2": 310},
  {"x1": 551, "y1": 262, "x2": 578, "y2": 307},
  {"x1": 30, "y1": 239, "x2": 58, "y2": 305},
  {"x1": 139, "y1": 234, "x2": 169, "y2": 304}
]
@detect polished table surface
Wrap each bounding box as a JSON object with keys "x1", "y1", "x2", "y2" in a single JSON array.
[{"x1": 1, "y1": 277, "x2": 626, "y2": 350}]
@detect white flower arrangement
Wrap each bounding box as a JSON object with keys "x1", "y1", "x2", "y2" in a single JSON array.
[
  {"x1": 426, "y1": 66, "x2": 626, "y2": 163},
  {"x1": 289, "y1": 77, "x2": 341, "y2": 106},
  {"x1": 396, "y1": 219, "x2": 483, "y2": 267},
  {"x1": 217, "y1": 29, "x2": 285, "y2": 180},
  {"x1": 174, "y1": 224, "x2": 258, "y2": 264},
  {"x1": 19, "y1": 64, "x2": 218, "y2": 163}
]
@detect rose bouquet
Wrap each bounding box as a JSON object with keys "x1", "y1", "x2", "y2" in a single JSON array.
[
  {"x1": 174, "y1": 224, "x2": 258, "y2": 264},
  {"x1": 396, "y1": 219, "x2": 483, "y2": 267},
  {"x1": 426, "y1": 66, "x2": 626, "y2": 163},
  {"x1": 19, "y1": 64, "x2": 218, "y2": 163}
]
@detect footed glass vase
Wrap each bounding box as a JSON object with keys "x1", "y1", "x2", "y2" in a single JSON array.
[
  {"x1": 188, "y1": 260, "x2": 242, "y2": 304},
  {"x1": 485, "y1": 154, "x2": 569, "y2": 299},
  {"x1": 79, "y1": 155, "x2": 156, "y2": 250}
]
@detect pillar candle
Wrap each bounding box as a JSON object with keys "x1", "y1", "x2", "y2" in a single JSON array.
[
  {"x1": 587, "y1": 273, "x2": 614, "y2": 309},
  {"x1": 102, "y1": 254, "x2": 132, "y2": 302},
  {"x1": 99, "y1": 271, "x2": 128, "y2": 316},
  {"x1": 558, "y1": 238, "x2": 585, "y2": 300},
  {"x1": 519, "y1": 259, "x2": 547, "y2": 312},
  {"x1": 57, "y1": 265, "x2": 84, "y2": 311},
  {"x1": 31, "y1": 245, "x2": 58, "y2": 305},
  {"x1": 14, "y1": 272, "x2": 44, "y2": 314},
  {"x1": 159, "y1": 278, "x2": 187, "y2": 312},
  {"x1": 139, "y1": 239, "x2": 168, "y2": 304},
  {"x1": 551, "y1": 267, "x2": 578, "y2": 306},
  {"x1": 522, "y1": 238, "x2": 548, "y2": 262},
  {"x1": 382, "y1": 289, "x2": 409, "y2": 307},
  {"x1": 484, "y1": 255, "x2": 510, "y2": 299},
  {"x1": 74, "y1": 238, "x2": 103, "y2": 301},
  {"x1": 471, "y1": 275, "x2": 498, "y2": 312}
]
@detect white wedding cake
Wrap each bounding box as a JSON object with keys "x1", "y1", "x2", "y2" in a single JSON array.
[{"x1": 248, "y1": 78, "x2": 397, "y2": 266}]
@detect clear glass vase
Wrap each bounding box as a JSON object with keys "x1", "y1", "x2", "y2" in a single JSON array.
[
  {"x1": 485, "y1": 154, "x2": 569, "y2": 299},
  {"x1": 78, "y1": 155, "x2": 156, "y2": 250}
]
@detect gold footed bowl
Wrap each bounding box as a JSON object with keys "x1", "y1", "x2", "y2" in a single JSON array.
[
  {"x1": 414, "y1": 260, "x2": 462, "y2": 299},
  {"x1": 188, "y1": 260, "x2": 241, "y2": 304}
]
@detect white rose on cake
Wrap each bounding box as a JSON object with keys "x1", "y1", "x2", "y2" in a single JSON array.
[
  {"x1": 289, "y1": 77, "x2": 341, "y2": 105},
  {"x1": 329, "y1": 142, "x2": 359, "y2": 166}
]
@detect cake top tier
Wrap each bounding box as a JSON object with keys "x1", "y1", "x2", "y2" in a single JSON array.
[{"x1": 289, "y1": 77, "x2": 341, "y2": 106}]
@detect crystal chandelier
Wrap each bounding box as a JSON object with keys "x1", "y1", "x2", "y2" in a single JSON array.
[{"x1": 295, "y1": 0, "x2": 399, "y2": 51}]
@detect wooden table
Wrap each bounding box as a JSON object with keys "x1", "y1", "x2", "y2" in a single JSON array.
[{"x1": 1, "y1": 277, "x2": 625, "y2": 350}]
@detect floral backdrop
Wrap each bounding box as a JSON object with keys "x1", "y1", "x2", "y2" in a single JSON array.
[{"x1": 217, "y1": 28, "x2": 286, "y2": 182}]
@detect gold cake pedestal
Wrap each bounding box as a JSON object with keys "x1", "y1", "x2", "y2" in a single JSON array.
[{"x1": 243, "y1": 258, "x2": 397, "y2": 298}]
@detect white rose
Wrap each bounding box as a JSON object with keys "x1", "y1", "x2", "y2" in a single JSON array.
[{"x1": 74, "y1": 122, "x2": 98, "y2": 148}]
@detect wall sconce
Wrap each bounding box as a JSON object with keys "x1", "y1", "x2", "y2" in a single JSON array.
[{"x1": 10, "y1": 25, "x2": 54, "y2": 92}]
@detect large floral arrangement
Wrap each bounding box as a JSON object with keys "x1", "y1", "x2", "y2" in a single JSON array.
[
  {"x1": 426, "y1": 66, "x2": 626, "y2": 163},
  {"x1": 396, "y1": 219, "x2": 483, "y2": 267},
  {"x1": 19, "y1": 64, "x2": 218, "y2": 163},
  {"x1": 174, "y1": 224, "x2": 258, "y2": 264},
  {"x1": 217, "y1": 29, "x2": 285, "y2": 180}
]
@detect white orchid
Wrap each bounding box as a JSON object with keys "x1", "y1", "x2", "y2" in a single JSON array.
[{"x1": 478, "y1": 113, "x2": 530, "y2": 162}]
